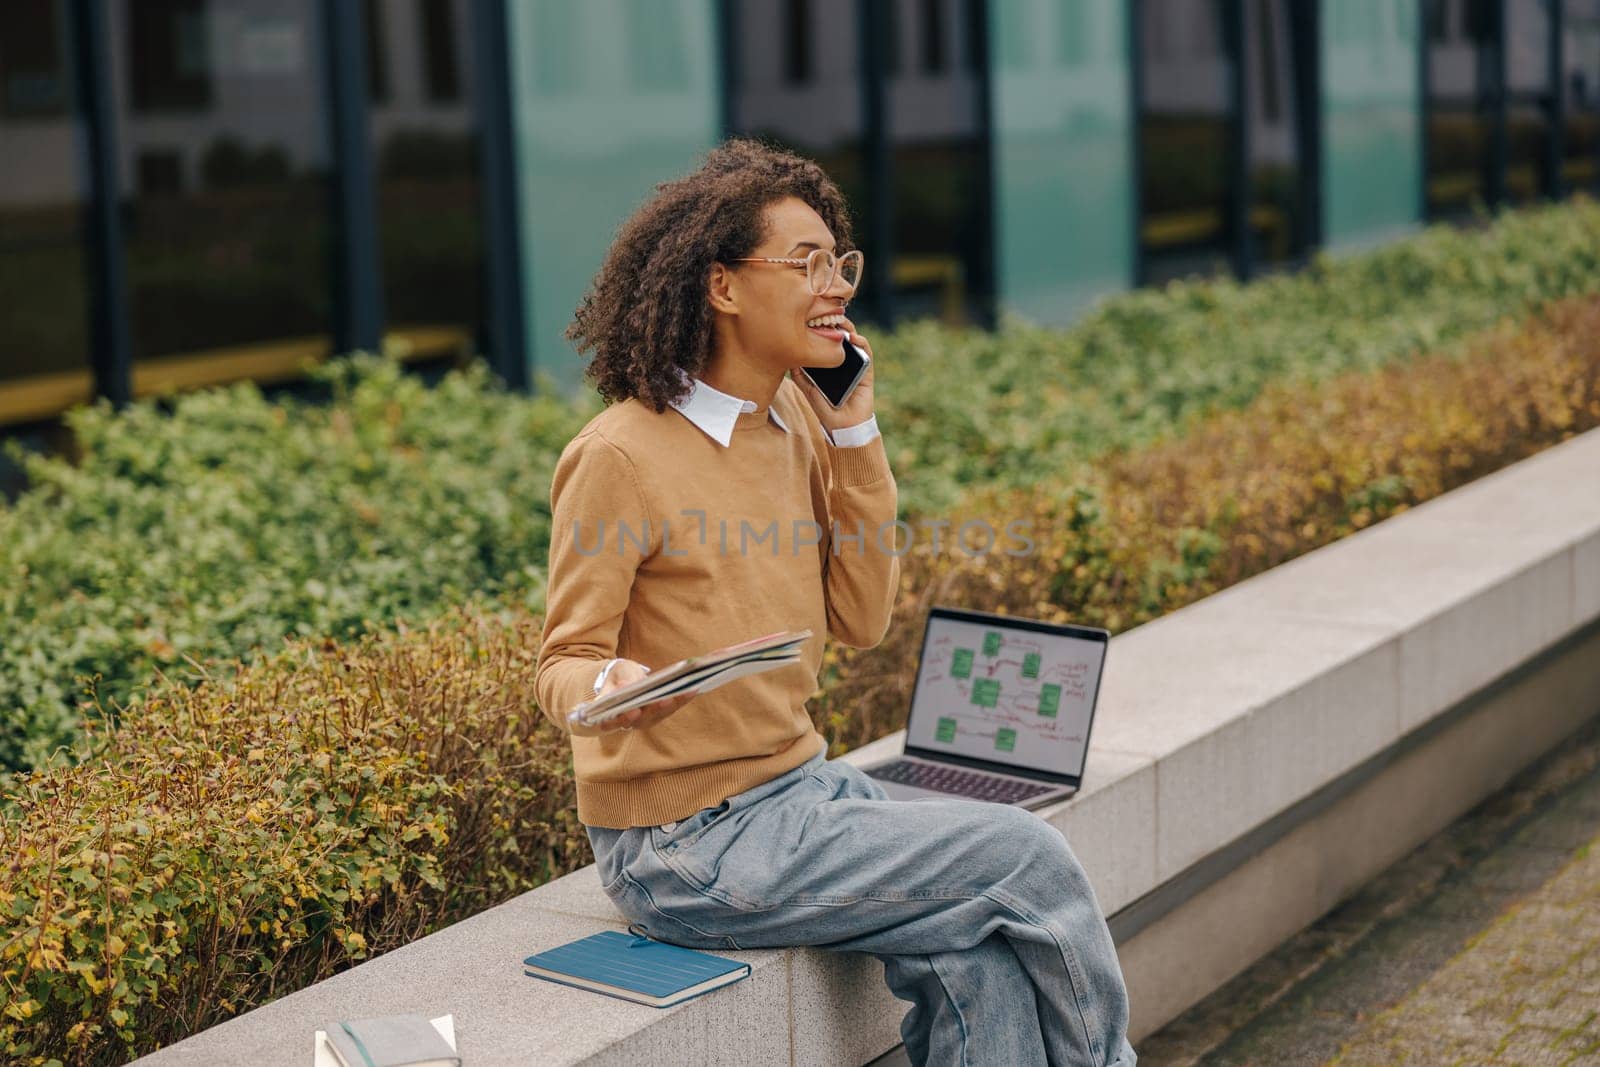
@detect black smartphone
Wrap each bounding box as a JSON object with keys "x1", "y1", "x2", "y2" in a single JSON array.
[{"x1": 801, "y1": 339, "x2": 871, "y2": 408}]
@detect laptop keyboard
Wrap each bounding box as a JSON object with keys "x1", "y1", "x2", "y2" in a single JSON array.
[{"x1": 868, "y1": 759, "x2": 1057, "y2": 805}]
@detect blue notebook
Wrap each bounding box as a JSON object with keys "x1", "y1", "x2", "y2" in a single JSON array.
[{"x1": 523, "y1": 925, "x2": 751, "y2": 1008}]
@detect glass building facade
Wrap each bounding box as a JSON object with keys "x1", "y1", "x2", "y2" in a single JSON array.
[
  {"x1": 3, "y1": 0, "x2": 1599, "y2": 425},
  {"x1": 1323, "y1": 0, "x2": 1423, "y2": 250}
]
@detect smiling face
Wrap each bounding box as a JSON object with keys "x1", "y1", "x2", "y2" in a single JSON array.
[{"x1": 718, "y1": 196, "x2": 859, "y2": 374}]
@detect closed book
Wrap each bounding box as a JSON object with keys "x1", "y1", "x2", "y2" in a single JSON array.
[
  {"x1": 523, "y1": 927, "x2": 751, "y2": 1008},
  {"x1": 316, "y1": 1012, "x2": 459, "y2": 1067}
]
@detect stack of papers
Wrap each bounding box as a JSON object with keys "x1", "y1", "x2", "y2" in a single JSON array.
[{"x1": 567, "y1": 630, "x2": 811, "y2": 728}]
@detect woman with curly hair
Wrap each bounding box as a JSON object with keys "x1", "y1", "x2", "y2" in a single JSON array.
[{"x1": 534, "y1": 138, "x2": 1135, "y2": 1066}]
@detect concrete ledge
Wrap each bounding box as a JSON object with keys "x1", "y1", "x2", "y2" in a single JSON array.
[
  {"x1": 1116, "y1": 620, "x2": 1600, "y2": 1040},
  {"x1": 138, "y1": 429, "x2": 1600, "y2": 1065}
]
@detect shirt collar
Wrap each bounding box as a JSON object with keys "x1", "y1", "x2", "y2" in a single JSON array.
[{"x1": 667, "y1": 374, "x2": 791, "y2": 447}]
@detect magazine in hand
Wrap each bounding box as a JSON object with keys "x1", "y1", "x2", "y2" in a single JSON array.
[{"x1": 567, "y1": 630, "x2": 811, "y2": 728}]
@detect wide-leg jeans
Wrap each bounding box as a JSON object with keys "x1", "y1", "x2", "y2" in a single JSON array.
[{"x1": 586, "y1": 748, "x2": 1138, "y2": 1066}]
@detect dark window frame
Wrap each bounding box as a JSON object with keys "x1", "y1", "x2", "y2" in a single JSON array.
[
  {"x1": 366, "y1": 0, "x2": 390, "y2": 103},
  {"x1": 420, "y1": 0, "x2": 462, "y2": 102},
  {"x1": 920, "y1": 0, "x2": 946, "y2": 74},
  {"x1": 783, "y1": 0, "x2": 811, "y2": 84}
]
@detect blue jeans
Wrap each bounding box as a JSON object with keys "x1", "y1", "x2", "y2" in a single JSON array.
[{"x1": 586, "y1": 748, "x2": 1137, "y2": 1066}]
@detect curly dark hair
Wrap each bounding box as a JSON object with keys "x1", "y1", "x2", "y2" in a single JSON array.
[{"x1": 566, "y1": 137, "x2": 854, "y2": 412}]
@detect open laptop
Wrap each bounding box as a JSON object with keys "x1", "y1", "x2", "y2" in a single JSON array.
[{"x1": 858, "y1": 606, "x2": 1110, "y2": 811}]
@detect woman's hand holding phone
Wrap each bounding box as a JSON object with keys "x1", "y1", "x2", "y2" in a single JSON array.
[
  {"x1": 793, "y1": 327, "x2": 875, "y2": 432},
  {"x1": 568, "y1": 658, "x2": 700, "y2": 738}
]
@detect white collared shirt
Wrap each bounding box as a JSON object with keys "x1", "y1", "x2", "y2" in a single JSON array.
[{"x1": 667, "y1": 375, "x2": 880, "y2": 449}]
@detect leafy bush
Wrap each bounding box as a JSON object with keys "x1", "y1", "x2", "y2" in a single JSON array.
[
  {"x1": 0, "y1": 356, "x2": 596, "y2": 773},
  {"x1": 6, "y1": 294, "x2": 1598, "y2": 1065},
  {"x1": 8, "y1": 198, "x2": 1600, "y2": 777},
  {"x1": 814, "y1": 294, "x2": 1600, "y2": 753},
  {"x1": 872, "y1": 197, "x2": 1600, "y2": 516},
  {"x1": 8, "y1": 200, "x2": 1600, "y2": 775},
  {"x1": 1, "y1": 607, "x2": 582, "y2": 1067}
]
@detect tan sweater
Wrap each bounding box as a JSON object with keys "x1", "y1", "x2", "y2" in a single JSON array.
[{"x1": 534, "y1": 376, "x2": 900, "y2": 827}]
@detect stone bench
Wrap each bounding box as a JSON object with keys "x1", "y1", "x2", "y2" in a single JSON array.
[{"x1": 138, "y1": 427, "x2": 1600, "y2": 1065}]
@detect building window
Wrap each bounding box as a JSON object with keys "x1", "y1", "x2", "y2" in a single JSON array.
[
  {"x1": 1256, "y1": 0, "x2": 1281, "y2": 123},
  {"x1": 1139, "y1": 0, "x2": 1313, "y2": 281},
  {"x1": 1246, "y1": 0, "x2": 1314, "y2": 269},
  {"x1": 0, "y1": 0, "x2": 71, "y2": 117},
  {"x1": 884, "y1": 0, "x2": 902, "y2": 76},
  {"x1": 1139, "y1": 0, "x2": 1236, "y2": 283},
  {"x1": 1505, "y1": 0, "x2": 1554, "y2": 203},
  {"x1": 624, "y1": 0, "x2": 691, "y2": 91},
  {"x1": 726, "y1": 0, "x2": 873, "y2": 307},
  {"x1": 962, "y1": 0, "x2": 983, "y2": 70},
  {"x1": 1426, "y1": 0, "x2": 1498, "y2": 217},
  {"x1": 0, "y1": 0, "x2": 93, "y2": 415},
  {"x1": 783, "y1": 0, "x2": 811, "y2": 84},
  {"x1": 366, "y1": 0, "x2": 390, "y2": 103},
  {"x1": 136, "y1": 149, "x2": 185, "y2": 196},
  {"x1": 371, "y1": 0, "x2": 483, "y2": 366},
  {"x1": 1057, "y1": 1, "x2": 1089, "y2": 67},
  {"x1": 1562, "y1": 0, "x2": 1600, "y2": 192},
  {"x1": 420, "y1": 0, "x2": 461, "y2": 102},
  {"x1": 115, "y1": 0, "x2": 333, "y2": 367},
  {"x1": 889, "y1": 0, "x2": 989, "y2": 324},
  {"x1": 128, "y1": 0, "x2": 212, "y2": 113},
  {"x1": 920, "y1": 0, "x2": 946, "y2": 74}
]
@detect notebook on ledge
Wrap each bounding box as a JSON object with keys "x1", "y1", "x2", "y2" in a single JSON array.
[
  {"x1": 312, "y1": 1012, "x2": 458, "y2": 1067},
  {"x1": 524, "y1": 927, "x2": 750, "y2": 1008}
]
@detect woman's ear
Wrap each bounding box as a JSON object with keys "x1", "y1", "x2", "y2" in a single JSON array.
[{"x1": 707, "y1": 262, "x2": 739, "y2": 316}]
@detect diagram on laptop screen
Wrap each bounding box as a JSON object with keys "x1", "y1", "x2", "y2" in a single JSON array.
[{"x1": 906, "y1": 617, "x2": 1104, "y2": 775}]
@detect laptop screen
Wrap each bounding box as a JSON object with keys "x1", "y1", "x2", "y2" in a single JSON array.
[{"x1": 904, "y1": 610, "x2": 1108, "y2": 780}]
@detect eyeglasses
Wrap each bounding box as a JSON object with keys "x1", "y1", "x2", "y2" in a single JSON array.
[{"x1": 731, "y1": 247, "x2": 864, "y2": 296}]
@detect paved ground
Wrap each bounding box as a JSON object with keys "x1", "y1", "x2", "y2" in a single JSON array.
[
  {"x1": 1139, "y1": 711, "x2": 1600, "y2": 1067},
  {"x1": 1332, "y1": 837, "x2": 1599, "y2": 1064},
  {"x1": 866, "y1": 714, "x2": 1600, "y2": 1067}
]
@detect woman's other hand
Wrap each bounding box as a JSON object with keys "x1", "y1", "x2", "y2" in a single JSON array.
[{"x1": 568, "y1": 658, "x2": 699, "y2": 738}]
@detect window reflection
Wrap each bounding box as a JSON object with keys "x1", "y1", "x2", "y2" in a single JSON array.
[
  {"x1": 1565, "y1": 0, "x2": 1600, "y2": 192},
  {"x1": 112, "y1": 0, "x2": 333, "y2": 388},
  {"x1": 725, "y1": 0, "x2": 990, "y2": 328},
  {"x1": 1321, "y1": 0, "x2": 1423, "y2": 249},
  {"x1": 1246, "y1": 0, "x2": 1313, "y2": 270},
  {"x1": 1427, "y1": 0, "x2": 1497, "y2": 217},
  {"x1": 990, "y1": 0, "x2": 1133, "y2": 323},
  {"x1": 0, "y1": 0, "x2": 93, "y2": 424},
  {"x1": 888, "y1": 0, "x2": 990, "y2": 326},
  {"x1": 725, "y1": 0, "x2": 873, "y2": 310},
  {"x1": 1140, "y1": 0, "x2": 1235, "y2": 283},
  {"x1": 1505, "y1": 0, "x2": 1553, "y2": 203},
  {"x1": 369, "y1": 0, "x2": 482, "y2": 364}
]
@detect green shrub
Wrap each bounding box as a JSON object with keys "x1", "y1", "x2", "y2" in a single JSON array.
[
  {"x1": 6, "y1": 295, "x2": 1597, "y2": 1065},
  {"x1": 871, "y1": 196, "x2": 1600, "y2": 516},
  {"x1": 0, "y1": 356, "x2": 596, "y2": 773},
  {"x1": 8, "y1": 198, "x2": 1600, "y2": 777},
  {"x1": 0, "y1": 607, "x2": 581, "y2": 1067},
  {"x1": 815, "y1": 294, "x2": 1600, "y2": 752}
]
